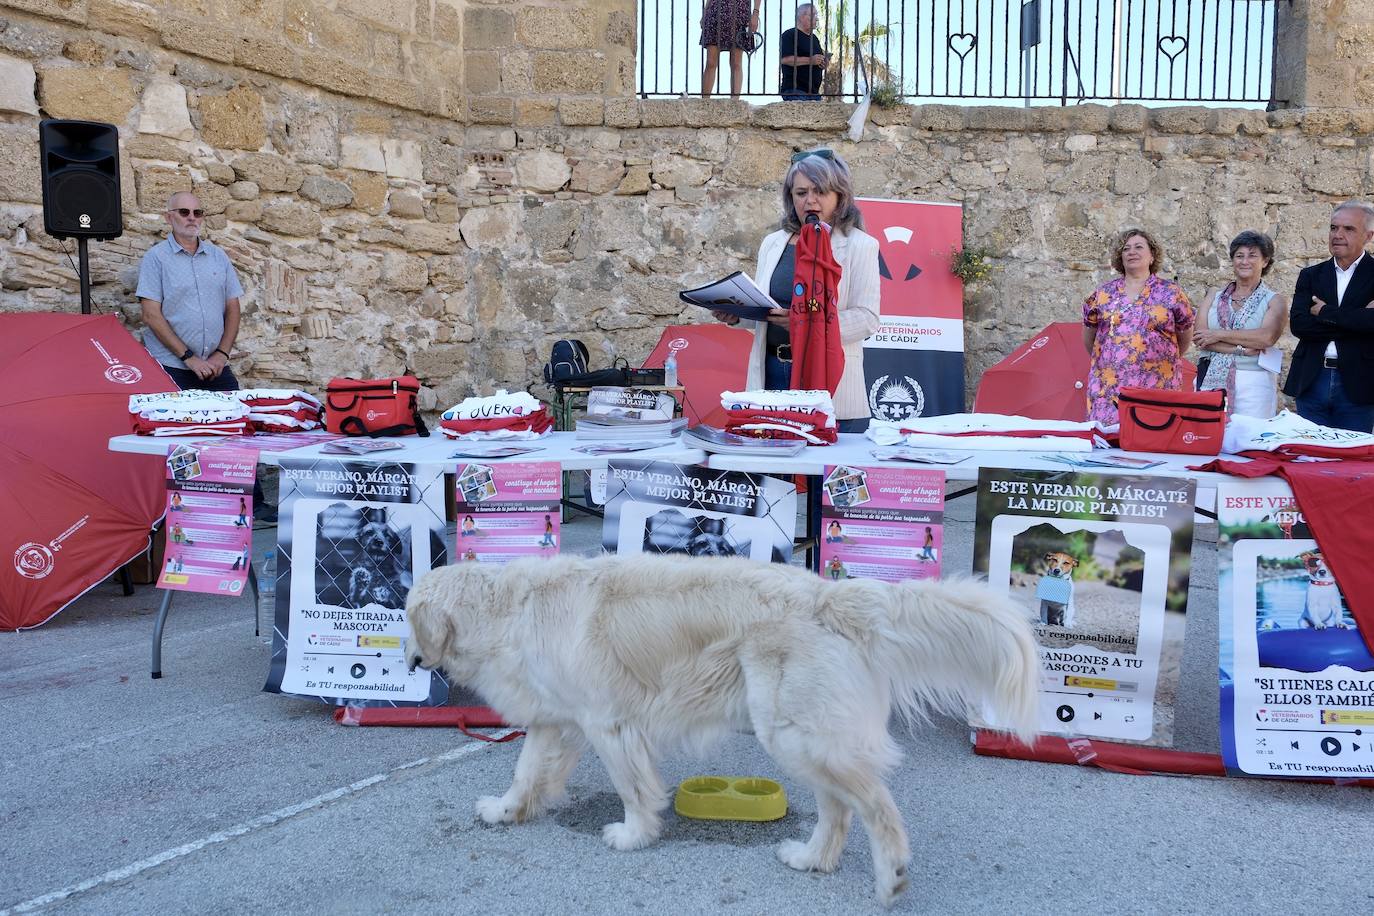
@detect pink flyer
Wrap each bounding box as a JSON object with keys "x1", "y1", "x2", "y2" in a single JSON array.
[
  {"x1": 819, "y1": 464, "x2": 945, "y2": 583},
  {"x1": 159, "y1": 443, "x2": 258, "y2": 595},
  {"x1": 454, "y1": 461, "x2": 562, "y2": 565}
]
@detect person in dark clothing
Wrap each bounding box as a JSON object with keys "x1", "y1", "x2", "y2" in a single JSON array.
[{"x1": 780, "y1": 3, "x2": 828, "y2": 100}]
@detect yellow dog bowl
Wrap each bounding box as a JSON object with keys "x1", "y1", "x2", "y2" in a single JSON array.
[{"x1": 674, "y1": 775, "x2": 788, "y2": 822}]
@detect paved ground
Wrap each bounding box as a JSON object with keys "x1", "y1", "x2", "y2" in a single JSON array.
[{"x1": 2, "y1": 495, "x2": 1369, "y2": 915}]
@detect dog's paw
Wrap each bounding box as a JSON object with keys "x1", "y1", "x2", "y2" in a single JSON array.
[
  {"x1": 601, "y1": 821, "x2": 655, "y2": 851},
  {"x1": 475, "y1": 795, "x2": 518, "y2": 825},
  {"x1": 777, "y1": 839, "x2": 838, "y2": 873},
  {"x1": 875, "y1": 864, "x2": 910, "y2": 908}
]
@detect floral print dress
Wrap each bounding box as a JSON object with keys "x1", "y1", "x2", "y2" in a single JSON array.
[{"x1": 1082, "y1": 274, "x2": 1195, "y2": 424}]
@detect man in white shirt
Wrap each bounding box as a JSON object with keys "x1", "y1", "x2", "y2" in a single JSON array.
[{"x1": 1283, "y1": 201, "x2": 1374, "y2": 431}]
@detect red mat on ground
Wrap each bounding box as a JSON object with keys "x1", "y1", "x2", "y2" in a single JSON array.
[{"x1": 333, "y1": 705, "x2": 523, "y2": 742}]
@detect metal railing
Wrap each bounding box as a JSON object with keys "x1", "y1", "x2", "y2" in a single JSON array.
[{"x1": 638, "y1": 1, "x2": 1290, "y2": 106}]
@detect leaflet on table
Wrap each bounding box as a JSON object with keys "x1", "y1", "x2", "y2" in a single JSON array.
[
  {"x1": 321, "y1": 439, "x2": 405, "y2": 455},
  {"x1": 820, "y1": 464, "x2": 945, "y2": 583},
  {"x1": 972, "y1": 468, "x2": 1197, "y2": 746},
  {"x1": 454, "y1": 461, "x2": 562, "y2": 566},
  {"x1": 1217, "y1": 479, "x2": 1374, "y2": 780},
  {"x1": 678, "y1": 271, "x2": 778, "y2": 321},
  {"x1": 586, "y1": 386, "x2": 677, "y2": 421},
  {"x1": 603, "y1": 460, "x2": 796, "y2": 561},
  {"x1": 447, "y1": 444, "x2": 544, "y2": 459},
  {"x1": 682, "y1": 425, "x2": 807, "y2": 457},
  {"x1": 159, "y1": 443, "x2": 257, "y2": 596},
  {"x1": 231, "y1": 430, "x2": 342, "y2": 453},
  {"x1": 572, "y1": 441, "x2": 674, "y2": 456},
  {"x1": 264, "y1": 458, "x2": 450, "y2": 706},
  {"x1": 1039, "y1": 453, "x2": 1166, "y2": 470},
  {"x1": 870, "y1": 447, "x2": 971, "y2": 465}
]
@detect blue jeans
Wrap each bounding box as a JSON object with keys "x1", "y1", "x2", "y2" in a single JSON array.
[
  {"x1": 1295, "y1": 367, "x2": 1374, "y2": 432},
  {"x1": 764, "y1": 354, "x2": 792, "y2": 391},
  {"x1": 781, "y1": 91, "x2": 823, "y2": 101}
]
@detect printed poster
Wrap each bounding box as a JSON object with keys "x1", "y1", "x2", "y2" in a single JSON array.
[
  {"x1": 857, "y1": 198, "x2": 964, "y2": 420},
  {"x1": 820, "y1": 464, "x2": 944, "y2": 582},
  {"x1": 263, "y1": 458, "x2": 449, "y2": 706},
  {"x1": 973, "y1": 469, "x2": 1196, "y2": 746},
  {"x1": 159, "y1": 443, "x2": 256, "y2": 596},
  {"x1": 603, "y1": 460, "x2": 796, "y2": 562},
  {"x1": 454, "y1": 461, "x2": 561, "y2": 565},
  {"x1": 1218, "y1": 479, "x2": 1374, "y2": 779}
]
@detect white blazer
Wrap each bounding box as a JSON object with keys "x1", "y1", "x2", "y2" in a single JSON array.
[{"x1": 745, "y1": 226, "x2": 881, "y2": 420}]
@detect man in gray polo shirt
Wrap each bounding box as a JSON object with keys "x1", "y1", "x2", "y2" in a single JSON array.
[{"x1": 137, "y1": 191, "x2": 244, "y2": 391}]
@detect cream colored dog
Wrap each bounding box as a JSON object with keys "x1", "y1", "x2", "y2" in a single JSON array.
[{"x1": 405, "y1": 554, "x2": 1039, "y2": 906}]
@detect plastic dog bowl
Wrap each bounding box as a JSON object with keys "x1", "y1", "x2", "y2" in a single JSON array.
[{"x1": 674, "y1": 775, "x2": 788, "y2": 822}]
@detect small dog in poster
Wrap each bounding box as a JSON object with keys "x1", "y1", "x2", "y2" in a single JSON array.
[
  {"x1": 1036, "y1": 551, "x2": 1079, "y2": 627},
  {"x1": 1297, "y1": 550, "x2": 1346, "y2": 630}
]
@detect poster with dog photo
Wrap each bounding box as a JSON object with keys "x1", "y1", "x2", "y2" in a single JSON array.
[
  {"x1": 602, "y1": 460, "x2": 796, "y2": 562},
  {"x1": 1217, "y1": 479, "x2": 1374, "y2": 779},
  {"x1": 973, "y1": 468, "x2": 1196, "y2": 746},
  {"x1": 820, "y1": 465, "x2": 944, "y2": 583},
  {"x1": 263, "y1": 458, "x2": 450, "y2": 706},
  {"x1": 159, "y1": 444, "x2": 257, "y2": 596},
  {"x1": 454, "y1": 461, "x2": 561, "y2": 565}
]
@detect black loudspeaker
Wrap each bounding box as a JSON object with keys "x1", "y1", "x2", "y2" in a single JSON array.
[{"x1": 39, "y1": 119, "x2": 123, "y2": 240}]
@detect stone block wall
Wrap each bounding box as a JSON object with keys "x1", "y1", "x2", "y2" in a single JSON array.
[{"x1": 1, "y1": 1, "x2": 1373, "y2": 414}]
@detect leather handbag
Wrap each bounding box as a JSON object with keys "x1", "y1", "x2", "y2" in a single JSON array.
[
  {"x1": 325, "y1": 375, "x2": 429, "y2": 437},
  {"x1": 1117, "y1": 386, "x2": 1226, "y2": 455}
]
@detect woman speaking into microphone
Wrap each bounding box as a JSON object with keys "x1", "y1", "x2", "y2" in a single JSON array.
[{"x1": 712, "y1": 148, "x2": 881, "y2": 432}]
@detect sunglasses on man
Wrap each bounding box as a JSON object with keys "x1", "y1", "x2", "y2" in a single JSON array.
[
  {"x1": 790, "y1": 149, "x2": 835, "y2": 163},
  {"x1": 169, "y1": 208, "x2": 205, "y2": 218}
]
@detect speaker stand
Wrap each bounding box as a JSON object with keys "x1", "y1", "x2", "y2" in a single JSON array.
[{"x1": 78, "y1": 236, "x2": 91, "y2": 315}]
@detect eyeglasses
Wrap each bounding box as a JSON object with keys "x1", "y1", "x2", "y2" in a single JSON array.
[
  {"x1": 169, "y1": 208, "x2": 205, "y2": 218},
  {"x1": 790, "y1": 149, "x2": 835, "y2": 163}
]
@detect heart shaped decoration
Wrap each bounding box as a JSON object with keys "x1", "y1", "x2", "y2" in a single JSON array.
[
  {"x1": 1158, "y1": 35, "x2": 1187, "y2": 62},
  {"x1": 948, "y1": 32, "x2": 977, "y2": 61}
]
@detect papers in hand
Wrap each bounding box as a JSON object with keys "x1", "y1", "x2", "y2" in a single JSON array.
[
  {"x1": 870, "y1": 448, "x2": 971, "y2": 465},
  {"x1": 682, "y1": 425, "x2": 807, "y2": 457},
  {"x1": 679, "y1": 271, "x2": 780, "y2": 322},
  {"x1": 320, "y1": 439, "x2": 404, "y2": 455}
]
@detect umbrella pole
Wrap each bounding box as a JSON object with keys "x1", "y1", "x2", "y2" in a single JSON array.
[
  {"x1": 151, "y1": 589, "x2": 175, "y2": 679},
  {"x1": 78, "y1": 237, "x2": 92, "y2": 315}
]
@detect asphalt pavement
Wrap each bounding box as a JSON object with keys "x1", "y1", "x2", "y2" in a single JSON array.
[{"x1": 2, "y1": 494, "x2": 1369, "y2": 915}]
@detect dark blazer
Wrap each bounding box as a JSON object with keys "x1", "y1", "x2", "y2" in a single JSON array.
[{"x1": 1282, "y1": 253, "x2": 1374, "y2": 404}]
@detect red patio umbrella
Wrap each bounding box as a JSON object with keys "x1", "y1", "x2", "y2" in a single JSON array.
[
  {"x1": 0, "y1": 314, "x2": 171, "y2": 629},
  {"x1": 642, "y1": 323, "x2": 753, "y2": 426},
  {"x1": 789, "y1": 219, "x2": 845, "y2": 394},
  {"x1": 974, "y1": 322, "x2": 1196, "y2": 421}
]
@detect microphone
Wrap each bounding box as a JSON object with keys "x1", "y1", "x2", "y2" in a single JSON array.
[{"x1": 804, "y1": 213, "x2": 819, "y2": 225}]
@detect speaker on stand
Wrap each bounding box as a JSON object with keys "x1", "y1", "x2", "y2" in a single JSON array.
[{"x1": 38, "y1": 119, "x2": 123, "y2": 315}]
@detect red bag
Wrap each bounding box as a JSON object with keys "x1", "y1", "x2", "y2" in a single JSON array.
[
  {"x1": 1117, "y1": 387, "x2": 1225, "y2": 455},
  {"x1": 325, "y1": 376, "x2": 429, "y2": 437}
]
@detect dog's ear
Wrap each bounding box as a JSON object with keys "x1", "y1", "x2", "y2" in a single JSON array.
[{"x1": 1043, "y1": 553, "x2": 1054, "y2": 564}]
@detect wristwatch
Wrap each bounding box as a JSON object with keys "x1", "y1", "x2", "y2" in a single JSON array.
[{"x1": 179, "y1": 347, "x2": 194, "y2": 361}]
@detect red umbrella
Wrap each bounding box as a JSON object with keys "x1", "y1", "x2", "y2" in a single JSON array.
[
  {"x1": 642, "y1": 324, "x2": 753, "y2": 426},
  {"x1": 789, "y1": 220, "x2": 845, "y2": 394},
  {"x1": 975, "y1": 322, "x2": 1196, "y2": 421},
  {"x1": 1, "y1": 314, "x2": 170, "y2": 629},
  {"x1": 974, "y1": 323, "x2": 1091, "y2": 421}
]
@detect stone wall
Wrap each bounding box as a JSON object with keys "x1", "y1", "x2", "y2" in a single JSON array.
[{"x1": 1, "y1": 1, "x2": 1373, "y2": 413}]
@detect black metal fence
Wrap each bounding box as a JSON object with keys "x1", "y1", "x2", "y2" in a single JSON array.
[{"x1": 638, "y1": 1, "x2": 1291, "y2": 105}]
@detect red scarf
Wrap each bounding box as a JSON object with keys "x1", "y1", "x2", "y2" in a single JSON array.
[{"x1": 789, "y1": 221, "x2": 845, "y2": 395}]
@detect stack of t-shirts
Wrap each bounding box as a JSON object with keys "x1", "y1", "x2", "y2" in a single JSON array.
[
  {"x1": 866, "y1": 413, "x2": 1108, "y2": 452},
  {"x1": 233, "y1": 388, "x2": 324, "y2": 433},
  {"x1": 1223, "y1": 409, "x2": 1374, "y2": 459},
  {"x1": 439, "y1": 390, "x2": 553, "y2": 440},
  {"x1": 129, "y1": 391, "x2": 251, "y2": 436},
  {"x1": 718, "y1": 389, "x2": 838, "y2": 445}
]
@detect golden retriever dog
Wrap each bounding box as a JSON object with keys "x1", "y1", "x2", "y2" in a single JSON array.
[{"x1": 405, "y1": 554, "x2": 1039, "y2": 906}]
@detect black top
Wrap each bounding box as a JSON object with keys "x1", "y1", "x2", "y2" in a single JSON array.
[
  {"x1": 765, "y1": 242, "x2": 796, "y2": 350},
  {"x1": 779, "y1": 28, "x2": 825, "y2": 94}
]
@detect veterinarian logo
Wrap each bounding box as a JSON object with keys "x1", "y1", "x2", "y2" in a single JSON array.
[
  {"x1": 91, "y1": 337, "x2": 143, "y2": 385},
  {"x1": 1181, "y1": 431, "x2": 1212, "y2": 445},
  {"x1": 869, "y1": 375, "x2": 925, "y2": 421},
  {"x1": 1008, "y1": 336, "x2": 1050, "y2": 366},
  {"x1": 668, "y1": 337, "x2": 689, "y2": 354},
  {"x1": 13, "y1": 542, "x2": 55, "y2": 579}
]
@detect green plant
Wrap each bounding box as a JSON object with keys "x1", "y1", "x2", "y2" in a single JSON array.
[
  {"x1": 949, "y1": 246, "x2": 995, "y2": 284},
  {"x1": 869, "y1": 80, "x2": 902, "y2": 109}
]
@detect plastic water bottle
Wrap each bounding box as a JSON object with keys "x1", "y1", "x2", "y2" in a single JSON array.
[
  {"x1": 664, "y1": 351, "x2": 679, "y2": 388},
  {"x1": 257, "y1": 549, "x2": 276, "y2": 643}
]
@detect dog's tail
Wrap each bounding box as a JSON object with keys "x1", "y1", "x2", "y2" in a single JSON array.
[{"x1": 821, "y1": 577, "x2": 1040, "y2": 745}]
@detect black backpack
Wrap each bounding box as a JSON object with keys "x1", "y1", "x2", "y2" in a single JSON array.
[{"x1": 543, "y1": 339, "x2": 589, "y2": 385}]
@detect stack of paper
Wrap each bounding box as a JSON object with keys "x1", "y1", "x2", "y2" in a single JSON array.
[
  {"x1": 681, "y1": 425, "x2": 807, "y2": 457},
  {"x1": 575, "y1": 415, "x2": 688, "y2": 442}
]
